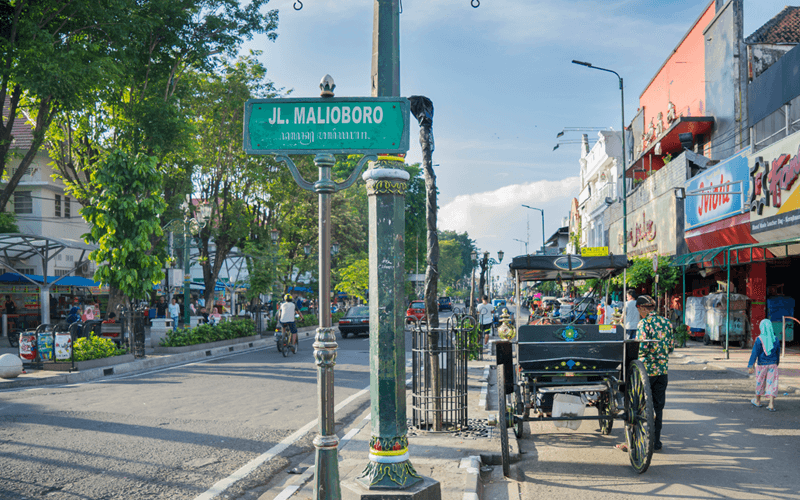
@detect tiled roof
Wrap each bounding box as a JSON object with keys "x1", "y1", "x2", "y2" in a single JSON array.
[
  {"x1": 746, "y1": 6, "x2": 800, "y2": 44},
  {"x1": 2, "y1": 97, "x2": 34, "y2": 150}
]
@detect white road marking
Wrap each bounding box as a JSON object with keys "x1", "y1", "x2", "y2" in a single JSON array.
[{"x1": 194, "y1": 386, "x2": 370, "y2": 500}]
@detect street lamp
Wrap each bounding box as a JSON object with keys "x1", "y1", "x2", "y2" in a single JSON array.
[
  {"x1": 572, "y1": 59, "x2": 628, "y2": 300},
  {"x1": 483, "y1": 250, "x2": 503, "y2": 302},
  {"x1": 165, "y1": 199, "x2": 212, "y2": 327},
  {"x1": 270, "y1": 228, "x2": 280, "y2": 243},
  {"x1": 513, "y1": 238, "x2": 528, "y2": 255},
  {"x1": 521, "y1": 205, "x2": 545, "y2": 254},
  {"x1": 470, "y1": 250, "x2": 478, "y2": 316}
]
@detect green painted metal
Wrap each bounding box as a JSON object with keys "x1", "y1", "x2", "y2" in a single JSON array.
[
  {"x1": 243, "y1": 97, "x2": 410, "y2": 155},
  {"x1": 358, "y1": 159, "x2": 422, "y2": 490}
]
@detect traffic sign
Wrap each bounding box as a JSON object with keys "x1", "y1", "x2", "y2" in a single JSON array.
[
  {"x1": 580, "y1": 246, "x2": 609, "y2": 257},
  {"x1": 243, "y1": 97, "x2": 410, "y2": 155}
]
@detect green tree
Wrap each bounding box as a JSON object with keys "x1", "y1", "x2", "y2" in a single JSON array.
[
  {"x1": 0, "y1": 0, "x2": 121, "y2": 211},
  {"x1": 335, "y1": 256, "x2": 369, "y2": 302},
  {"x1": 76, "y1": 150, "x2": 167, "y2": 301},
  {"x1": 0, "y1": 212, "x2": 19, "y2": 233},
  {"x1": 438, "y1": 240, "x2": 464, "y2": 290}
]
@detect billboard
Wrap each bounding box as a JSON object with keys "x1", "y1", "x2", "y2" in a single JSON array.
[{"x1": 684, "y1": 147, "x2": 750, "y2": 231}]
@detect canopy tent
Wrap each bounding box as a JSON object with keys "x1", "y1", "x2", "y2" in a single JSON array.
[
  {"x1": 509, "y1": 254, "x2": 630, "y2": 282},
  {"x1": 0, "y1": 234, "x2": 98, "y2": 324},
  {"x1": 0, "y1": 273, "x2": 99, "y2": 287}
]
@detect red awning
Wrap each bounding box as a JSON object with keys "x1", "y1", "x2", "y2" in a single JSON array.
[
  {"x1": 683, "y1": 212, "x2": 771, "y2": 266},
  {"x1": 629, "y1": 116, "x2": 715, "y2": 175}
]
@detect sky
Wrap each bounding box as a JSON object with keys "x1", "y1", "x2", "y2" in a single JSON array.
[{"x1": 241, "y1": 0, "x2": 794, "y2": 282}]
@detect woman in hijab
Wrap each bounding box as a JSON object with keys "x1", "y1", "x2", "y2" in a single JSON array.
[{"x1": 748, "y1": 319, "x2": 782, "y2": 411}]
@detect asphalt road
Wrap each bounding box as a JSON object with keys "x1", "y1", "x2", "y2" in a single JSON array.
[
  {"x1": 511, "y1": 356, "x2": 800, "y2": 500},
  {"x1": 0, "y1": 333, "x2": 373, "y2": 500}
]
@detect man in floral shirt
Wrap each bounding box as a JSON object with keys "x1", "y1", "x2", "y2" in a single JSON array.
[{"x1": 635, "y1": 294, "x2": 673, "y2": 452}]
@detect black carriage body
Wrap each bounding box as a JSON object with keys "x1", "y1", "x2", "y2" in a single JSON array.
[{"x1": 516, "y1": 323, "x2": 634, "y2": 377}]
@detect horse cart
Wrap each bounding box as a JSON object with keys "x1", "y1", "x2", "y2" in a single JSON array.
[{"x1": 496, "y1": 254, "x2": 656, "y2": 475}]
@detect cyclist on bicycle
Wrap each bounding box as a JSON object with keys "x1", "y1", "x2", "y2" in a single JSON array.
[{"x1": 278, "y1": 294, "x2": 303, "y2": 349}]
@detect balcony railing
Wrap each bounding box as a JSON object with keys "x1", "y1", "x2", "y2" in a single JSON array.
[{"x1": 586, "y1": 182, "x2": 615, "y2": 213}]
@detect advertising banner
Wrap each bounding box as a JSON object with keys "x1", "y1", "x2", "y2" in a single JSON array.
[
  {"x1": 685, "y1": 147, "x2": 750, "y2": 230},
  {"x1": 749, "y1": 131, "x2": 800, "y2": 242},
  {"x1": 609, "y1": 194, "x2": 678, "y2": 257}
]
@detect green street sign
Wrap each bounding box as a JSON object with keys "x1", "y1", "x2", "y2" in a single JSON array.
[{"x1": 243, "y1": 97, "x2": 410, "y2": 155}]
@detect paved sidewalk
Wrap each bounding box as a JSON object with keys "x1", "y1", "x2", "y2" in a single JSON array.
[
  {"x1": 261, "y1": 351, "x2": 515, "y2": 500},
  {"x1": 671, "y1": 339, "x2": 800, "y2": 393}
]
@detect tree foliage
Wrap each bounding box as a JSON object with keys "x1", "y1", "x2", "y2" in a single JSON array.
[
  {"x1": 0, "y1": 0, "x2": 121, "y2": 211},
  {"x1": 438, "y1": 240, "x2": 464, "y2": 289},
  {"x1": 76, "y1": 150, "x2": 167, "y2": 300},
  {"x1": 610, "y1": 255, "x2": 680, "y2": 293},
  {"x1": 335, "y1": 256, "x2": 369, "y2": 302}
]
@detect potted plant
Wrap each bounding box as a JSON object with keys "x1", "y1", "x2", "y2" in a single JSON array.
[{"x1": 674, "y1": 324, "x2": 689, "y2": 348}]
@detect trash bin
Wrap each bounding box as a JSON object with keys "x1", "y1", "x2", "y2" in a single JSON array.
[
  {"x1": 37, "y1": 329, "x2": 54, "y2": 361},
  {"x1": 18, "y1": 331, "x2": 37, "y2": 362}
]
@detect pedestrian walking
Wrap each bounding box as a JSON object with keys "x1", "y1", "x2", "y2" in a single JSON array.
[
  {"x1": 477, "y1": 295, "x2": 494, "y2": 347},
  {"x1": 155, "y1": 296, "x2": 167, "y2": 319},
  {"x1": 616, "y1": 294, "x2": 672, "y2": 453},
  {"x1": 748, "y1": 319, "x2": 781, "y2": 411},
  {"x1": 168, "y1": 298, "x2": 180, "y2": 331},
  {"x1": 623, "y1": 290, "x2": 639, "y2": 340}
]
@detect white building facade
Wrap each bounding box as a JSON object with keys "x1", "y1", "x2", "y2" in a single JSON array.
[{"x1": 577, "y1": 131, "x2": 623, "y2": 249}]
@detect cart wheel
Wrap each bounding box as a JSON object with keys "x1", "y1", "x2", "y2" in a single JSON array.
[
  {"x1": 497, "y1": 367, "x2": 510, "y2": 477},
  {"x1": 514, "y1": 381, "x2": 527, "y2": 439},
  {"x1": 597, "y1": 393, "x2": 613, "y2": 435},
  {"x1": 703, "y1": 334, "x2": 711, "y2": 345},
  {"x1": 625, "y1": 360, "x2": 654, "y2": 474},
  {"x1": 739, "y1": 339, "x2": 748, "y2": 349}
]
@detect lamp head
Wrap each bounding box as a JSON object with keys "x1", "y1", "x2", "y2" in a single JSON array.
[
  {"x1": 331, "y1": 241, "x2": 340, "y2": 255},
  {"x1": 572, "y1": 60, "x2": 592, "y2": 67},
  {"x1": 498, "y1": 250, "x2": 504, "y2": 263},
  {"x1": 471, "y1": 250, "x2": 477, "y2": 262},
  {"x1": 303, "y1": 243, "x2": 311, "y2": 255},
  {"x1": 270, "y1": 228, "x2": 280, "y2": 242}
]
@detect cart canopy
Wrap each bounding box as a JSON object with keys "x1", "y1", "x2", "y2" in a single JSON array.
[{"x1": 509, "y1": 254, "x2": 630, "y2": 282}]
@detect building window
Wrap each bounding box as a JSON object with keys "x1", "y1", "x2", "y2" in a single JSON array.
[
  {"x1": 17, "y1": 268, "x2": 34, "y2": 275},
  {"x1": 55, "y1": 194, "x2": 61, "y2": 217},
  {"x1": 14, "y1": 191, "x2": 32, "y2": 214},
  {"x1": 54, "y1": 269, "x2": 70, "y2": 277},
  {"x1": 64, "y1": 196, "x2": 70, "y2": 218}
]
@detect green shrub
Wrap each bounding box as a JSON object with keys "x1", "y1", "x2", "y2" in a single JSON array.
[
  {"x1": 73, "y1": 335, "x2": 128, "y2": 361},
  {"x1": 159, "y1": 319, "x2": 257, "y2": 347}
]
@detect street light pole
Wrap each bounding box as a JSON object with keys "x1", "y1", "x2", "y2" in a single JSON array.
[
  {"x1": 572, "y1": 60, "x2": 628, "y2": 300},
  {"x1": 513, "y1": 238, "x2": 528, "y2": 255},
  {"x1": 521, "y1": 205, "x2": 545, "y2": 254}
]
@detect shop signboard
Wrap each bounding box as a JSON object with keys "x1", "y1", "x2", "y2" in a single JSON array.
[
  {"x1": 749, "y1": 130, "x2": 800, "y2": 242},
  {"x1": 609, "y1": 193, "x2": 678, "y2": 257},
  {"x1": 684, "y1": 147, "x2": 750, "y2": 230}
]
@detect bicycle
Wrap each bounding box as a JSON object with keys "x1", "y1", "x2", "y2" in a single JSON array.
[{"x1": 275, "y1": 323, "x2": 297, "y2": 357}]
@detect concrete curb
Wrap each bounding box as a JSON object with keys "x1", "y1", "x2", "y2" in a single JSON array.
[{"x1": 460, "y1": 456, "x2": 482, "y2": 500}]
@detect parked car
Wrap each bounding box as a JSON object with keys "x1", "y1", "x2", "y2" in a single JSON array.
[
  {"x1": 406, "y1": 300, "x2": 426, "y2": 324},
  {"x1": 438, "y1": 296, "x2": 453, "y2": 311},
  {"x1": 337, "y1": 305, "x2": 370, "y2": 338}
]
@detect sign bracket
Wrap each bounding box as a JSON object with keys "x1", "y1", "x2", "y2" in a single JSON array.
[{"x1": 275, "y1": 153, "x2": 377, "y2": 194}]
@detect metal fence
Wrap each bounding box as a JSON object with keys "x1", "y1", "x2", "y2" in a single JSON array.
[{"x1": 410, "y1": 311, "x2": 474, "y2": 431}]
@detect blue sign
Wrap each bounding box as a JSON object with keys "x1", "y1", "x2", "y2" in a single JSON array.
[{"x1": 684, "y1": 147, "x2": 750, "y2": 231}]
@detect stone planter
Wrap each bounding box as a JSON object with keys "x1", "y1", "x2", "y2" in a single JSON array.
[
  {"x1": 152, "y1": 335, "x2": 262, "y2": 354},
  {"x1": 41, "y1": 354, "x2": 136, "y2": 372}
]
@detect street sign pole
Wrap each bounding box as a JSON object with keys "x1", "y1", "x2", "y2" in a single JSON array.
[{"x1": 244, "y1": 76, "x2": 412, "y2": 500}]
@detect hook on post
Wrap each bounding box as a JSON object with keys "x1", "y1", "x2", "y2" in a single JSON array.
[
  {"x1": 294, "y1": 0, "x2": 303, "y2": 10},
  {"x1": 471, "y1": 0, "x2": 479, "y2": 7}
]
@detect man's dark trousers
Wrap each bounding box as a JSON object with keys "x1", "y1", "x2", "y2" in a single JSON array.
[{"x1": 649, "y1": 374, "x2": 668, "y2": 449}]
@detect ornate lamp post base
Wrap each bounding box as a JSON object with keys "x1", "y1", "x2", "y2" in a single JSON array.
[{"x1": 356, "y1": 435, "x2": 420, "y2": 489}]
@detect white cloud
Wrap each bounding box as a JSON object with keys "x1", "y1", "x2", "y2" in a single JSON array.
[{"x1": 439, "y1": 176, "x2": 580, "y2": 238}]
